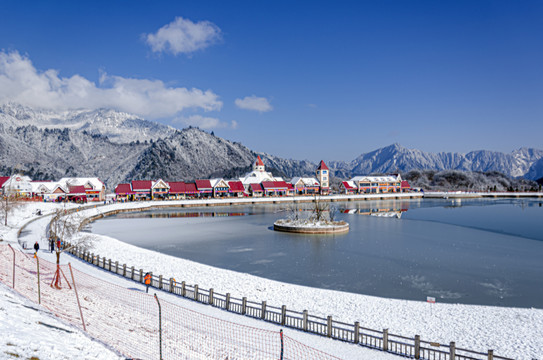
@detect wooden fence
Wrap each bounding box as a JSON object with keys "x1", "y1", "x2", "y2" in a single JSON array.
[{"x1": 68, "y1": 246, "x2": 514, "y2": 360}]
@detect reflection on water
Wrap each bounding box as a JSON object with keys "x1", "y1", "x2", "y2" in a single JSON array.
[
  {"x1": 91, "y1": 198, "x2": 543, "y2": 308},
  {"x1": 115, "y1": 211, "x2": 252, "y2": 219},
  {"x1": 341, "y1": 207, "x2": 407, "y2": 219}
]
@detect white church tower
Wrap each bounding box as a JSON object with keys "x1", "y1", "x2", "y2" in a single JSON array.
[{"x1": 253, "y1": 155, "x2": 265, "y2": 172}]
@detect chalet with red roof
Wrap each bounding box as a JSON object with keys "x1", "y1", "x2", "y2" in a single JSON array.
[
  {"x1": 167, "y1": 182, "x2": 186, "y2": 199},
  {"x1": 195, "y1": 179, "x2": 213, "y2": 197},
  {"x1": 227, "y1": 180, "x2": 245, "y2": 197},
  {"x1": 131, "y1": 180, "x2": 153, "y2": 200}
]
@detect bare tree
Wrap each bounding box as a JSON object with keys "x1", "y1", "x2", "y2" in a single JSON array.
[
  {"x1": 311, "y1": 195, "x2": 330, "y2": 222},
  {"x1": 48, "y1": 208, "x2": 93, "y2": 288},
  {"x1": 0, "y1": 191, "x2": 24, "y2": 227}
]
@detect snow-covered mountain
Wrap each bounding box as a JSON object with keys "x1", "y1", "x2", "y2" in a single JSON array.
[
  {"x1": 328, "y1": 143, "x2": 543, "y2": 181},
  {"x1": 0, "y1": 104, "x2": 541, "y2": 188},
  {"x1": 0, "y1": 103, "x2": 176, "y2": 143}
]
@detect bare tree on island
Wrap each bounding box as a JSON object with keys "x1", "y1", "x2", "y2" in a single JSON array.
[
  {"x1": 48, "y1": 208, "x2": 93, "y2": 289},
  {"x1": 311, "y1": 195, "x2": 330, "y2": 223}
]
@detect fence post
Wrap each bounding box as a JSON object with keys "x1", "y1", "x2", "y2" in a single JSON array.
[
  {"x1": 169, "y1": 278, "x2": 174, "y2": 293},
  {"x1": 450, "y1": 342, "x2": 456, "y2": 359},
  {"x1": 383, "y1": 329, "x2": 389, "y2": 351},
  {"x1": 139, "y1": 269, "x2": 143, "y2": 282},
  {"x1": 303, "y1": 310, "x2": 309, "y2": 331},
  {"x1": 96, "y1": 255, "x2": 100, "y2": 266},
  {"x1": 226, "y1": 293, "x2": 230, "y2": 310},
  {"x1": 354, "y1": 321, "x2": 359, "y2": 344},
  {"x1": 108, "y1": 258, "x2": 112, "y2": 271},
  {"x1": 115, "y1": 261, "x2": 119, "y2": 274},
  {"x1": 327, "y1": 316, "x2": 332, "y2": 338},
  {"x1": 122, "y1": 264, "x2": 126, "y2": 277},
  {"x1": 181, "y1": 281, "x2": 186, "y2": 297},
  {"x1": 209, "y1": 288, "x2": 214, "y2": 305},
  {"x1": 91, "y1": 253, "x2": 94, "y2": 264},
  {"x1": 131, "y1": 266, "x2": 135, "y2": 280},
  {"x1": 488, "y1": 349, "x2": 493, "y2": 360},
  {"x1": 194, "y1": 285, "x2": 199, "y2": 301},
  {"x1": 158, "y1": 275, "x2": 163, "y2": 289},
  {"x1": 261, "y1": 301, "x2": 267, "y2": 319},
  {"x1": 68, "y1": 264, "x2": 86, "y2": 332},
  {"x1": 280, "y1": 329, "x2": 284, "y2": 360},
  {"x1": 154, "y1": 294, "x2": 163, "y2": 360},
  {"x1": 242, "y1": 297, "x2": 247, "y2": 315},
  {"x1": 415, "y1": 335, "x2": 420, "y2": 359},
  {"x1": 36, "y1": 256, "x2": 41, "y2": 305},
  {"x1": 281, "y1": 305, "x2": 287, "y2": 326},
  {"x1": 8, "y1": 244, "x2": 15, "y2": 289}
]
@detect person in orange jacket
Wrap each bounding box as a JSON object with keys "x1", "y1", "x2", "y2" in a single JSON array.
[{"x1": 144, "y1": 272, "x2": 152, "y2": 293}]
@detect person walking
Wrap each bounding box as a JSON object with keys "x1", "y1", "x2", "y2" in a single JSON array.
[
  {"x1": 33, "y1": 241, "x2": 39, "y2": 253},
  {"x1": 144, "y1": 272, "x2": 152, "y2": 293},
  {"x1": 49, "y1": 238, "x2": 54, "y2": 253}
]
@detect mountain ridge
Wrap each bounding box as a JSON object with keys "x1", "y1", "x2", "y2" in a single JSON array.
[{"x1": 0, "y1": 103, "x2": 541, "y2": 188}]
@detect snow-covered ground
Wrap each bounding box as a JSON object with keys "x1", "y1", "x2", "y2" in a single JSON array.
[{"x1": 2, "y1": 200, "x2": 543, "y2": 359}]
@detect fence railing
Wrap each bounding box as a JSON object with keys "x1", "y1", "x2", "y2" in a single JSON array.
[
  {"x1": 0, "y1": 244, "x2": 343, "y2": 360},
  {"x1": 68, "y1": 246, "x2": 514, "y2": 360}
]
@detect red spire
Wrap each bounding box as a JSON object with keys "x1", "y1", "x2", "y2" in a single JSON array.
[
  {"x1": 255, "y1": 155, "x2": 264, "y2": 166},
  {"x1": 317, "y1": 160, "x2": 329, "y2": 170}
]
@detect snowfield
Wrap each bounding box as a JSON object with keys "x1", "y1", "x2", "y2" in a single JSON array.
[{"x1": 1, "y1": 199, "x2": 542, "y2": 359}]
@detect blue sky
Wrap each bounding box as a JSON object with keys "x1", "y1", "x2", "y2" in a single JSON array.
[{"x1": 0, "y1": 1, "x2": 541, "y2": 162}]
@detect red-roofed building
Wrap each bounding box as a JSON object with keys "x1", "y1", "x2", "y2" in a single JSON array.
[
  {"x1": 401, "y1": 180, "x2": 411, "y2": 193},
  {"x1": 340, "y1": 181, "x2": 358, "y2": 194},
  {"x1": 185, "y1": 183, "x2": 198, "y2": 197},
  {"x1": 114, "y1": 183, "x2": 133, "y2": 201},
  {"x1": 227, "y1": 180, "x2": 245, "y2": 197},
  {"x1": 67, "y1": 185, "x2": 87, "y2": 202},
  {"x1": 249, "y1": 183, "x2": 263, "y2": 197},
  {"x1": 195, "y1": 179, "x2": 213, "y2": 197},
  {"x1": 261, "y1": 181, "x2": 289, "y2": 196},
  {"x1": 167, "y1": 182, "x2": 186, "y2": 199},
  {"x1": 131, "y1": 180, "x2": 152, "y2": 200},
  {"x1": 316, "y1": 160, "x2": 330, "y2": 194}
]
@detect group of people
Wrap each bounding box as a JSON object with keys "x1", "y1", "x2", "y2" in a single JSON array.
[{"x1": 33, "y1": 238, "x2": 63, "y2": 254}]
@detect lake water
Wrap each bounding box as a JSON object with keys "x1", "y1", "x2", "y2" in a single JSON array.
[{"x1": 90, "y1": 198, "x2": 543, "y2": 308}]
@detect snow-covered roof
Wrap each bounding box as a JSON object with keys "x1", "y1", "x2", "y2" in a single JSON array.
[
  {"x1": 58, "y1": 177, "x2": 105, "y2": 191},
  {"x1": 290, "y1": 177, "x2": 320, "y2": 187},
  {"x1": 351, "y1": 174, "x2": 401, "y2": 183},
  {"x1": 239, "y1": 171, "x2": 282, "y2": 186}
]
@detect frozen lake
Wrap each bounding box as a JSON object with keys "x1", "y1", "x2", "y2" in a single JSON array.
[{"x1": 90, "y1": 198, "x2": 543, "y2": 308}]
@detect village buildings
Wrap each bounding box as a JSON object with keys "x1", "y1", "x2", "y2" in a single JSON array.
[
  {"x1": 1, "y1": 157, "x2": 411, "y2": 202},
  {"x1": 0, "y1": 175, "x2": 106, "y2": 202}
]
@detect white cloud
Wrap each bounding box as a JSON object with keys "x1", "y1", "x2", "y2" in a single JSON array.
[
  {"x1": 144, "y1": 17, "x2": 222, "y2": 56},
  {"x1": 234, "y1": 95, "x2": 273, "y2": 112},
  {"x1": 0, "y1": 51, "x2": 222, "y2": 119},
  {"x1": 173, "y1": 114, "x2": 240, "y2": 130}
]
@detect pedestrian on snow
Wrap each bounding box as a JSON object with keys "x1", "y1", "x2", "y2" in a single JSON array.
[
  {"x1": 49, "y1": 238, "x2": 54, "y2": 253},
  {"x1": 144, "y1": 272, "x2": 152, "y2": 293},
  {"x1": 34, "y1": 241, "x2": 39, "y2": 253}
]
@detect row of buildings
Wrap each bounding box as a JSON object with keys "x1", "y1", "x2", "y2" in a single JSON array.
[
  {"x1": 113, "y1": 156, "x2": 410, "y2": 201},
  {"x1": 0, "y1": 156, "x2": 410, "y2": 202},
  {"x1": 0, "y1": 175, "x2": 106, "y2": 202}
]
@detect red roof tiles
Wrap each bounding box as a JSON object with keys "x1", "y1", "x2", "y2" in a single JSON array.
[
  {"x1": 228, "y1": 181, "x2": 245, "y2": 192},
  {"x1": 131, "y1": 180, "x2": 152, "y2": 191},
  {"x1": 317, "y1": 160, "x2": 329, "y2": 171},
  {"x1": 255, "y1": 155, "x2": 264, "y2": 166},
  {"x1": 115, "y1": 183, "x2": 133, "y2": 194},
  {"x1": 195, "y1": 179, "x2": 212, "y2": 190},
  {"x1": 168, "y1": 182, "x2": 186, "y2": 194}
]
